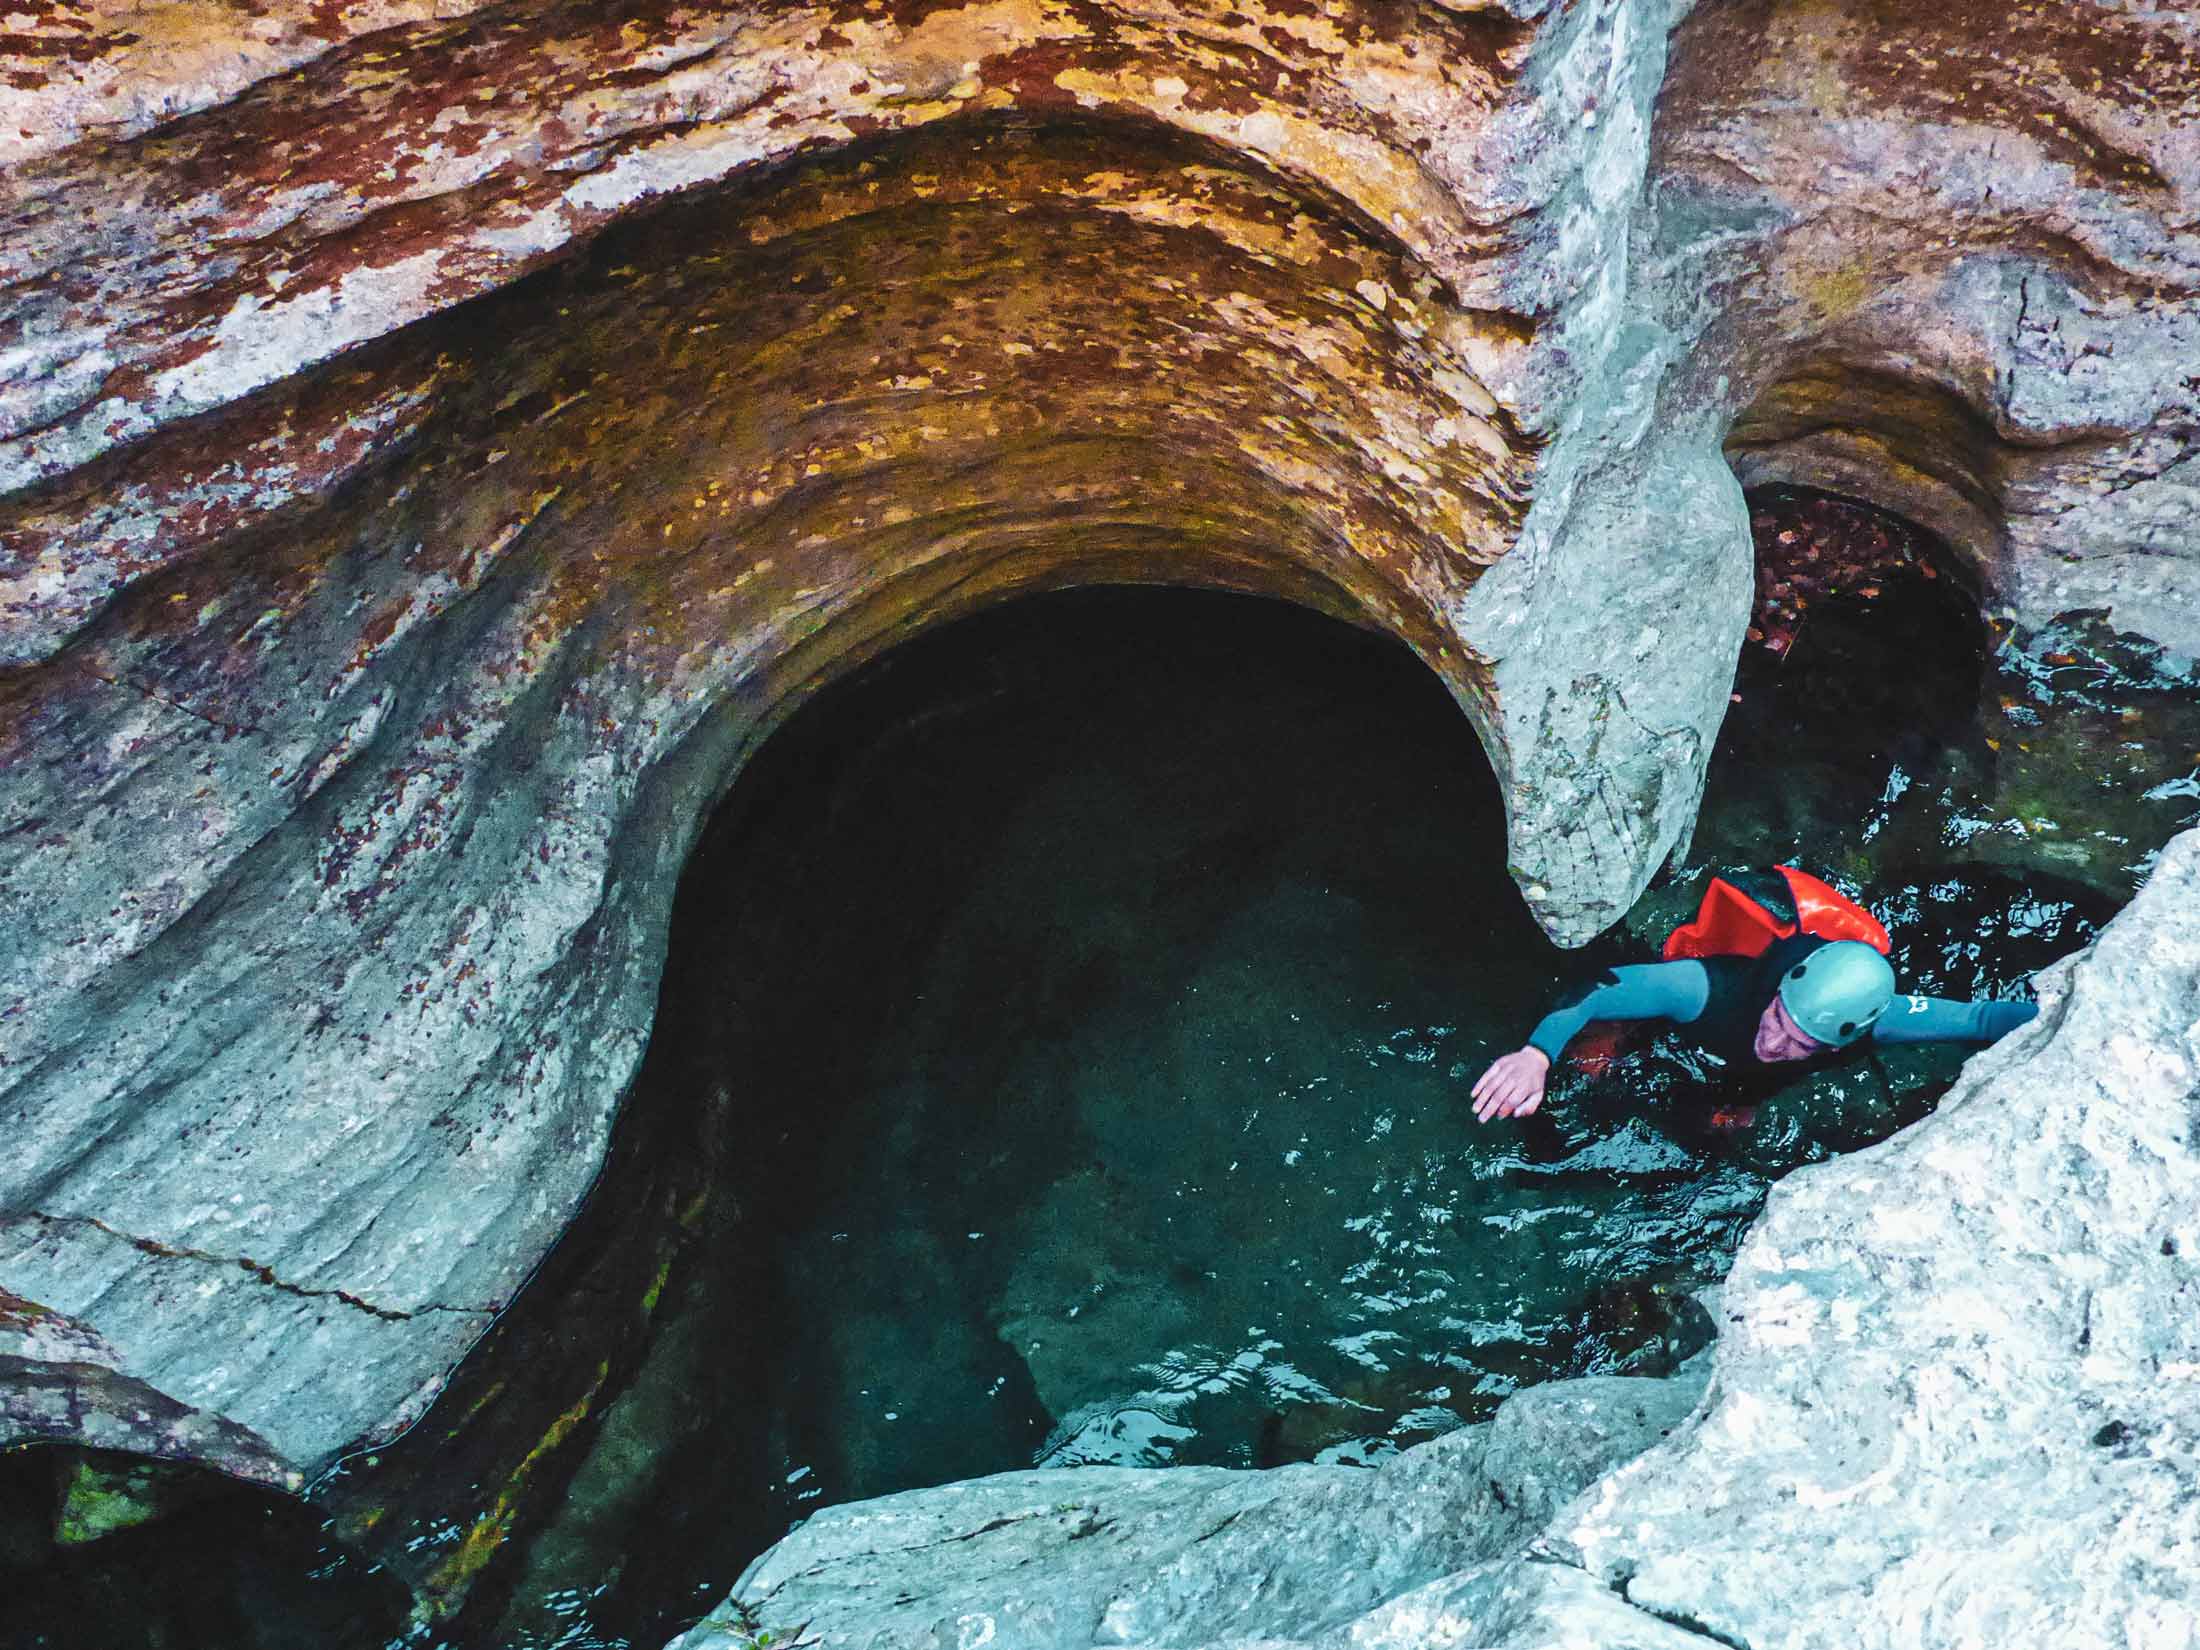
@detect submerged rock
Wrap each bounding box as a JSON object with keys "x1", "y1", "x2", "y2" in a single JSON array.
[
  {"x1": 673, "y1": 1355, "x2": 1710, "y2": 1650},
  {"x1": 50, "y1": 1450, "x2": 214, "y2": 1547}
]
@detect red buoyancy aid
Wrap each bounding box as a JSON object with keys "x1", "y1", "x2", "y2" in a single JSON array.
[{"x1": 1660, "y1": 866, "x2": 1891, "y2": 963}]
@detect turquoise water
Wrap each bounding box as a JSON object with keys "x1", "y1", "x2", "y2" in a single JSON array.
[
  {"x1": 492, "y1": 555, "x2": 2159, "y2": 1648},
  {"x1": 4, "y1": 496, "x2": 2196, "y2": 1650}
]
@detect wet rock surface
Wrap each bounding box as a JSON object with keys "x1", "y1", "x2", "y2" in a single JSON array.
[
  {"x1": 673, "y1": 1354, "x2": 1712, "y2": 1650},
  {"x1": 0, "y1": 0, "x2": 2198, "y2": 1619}
]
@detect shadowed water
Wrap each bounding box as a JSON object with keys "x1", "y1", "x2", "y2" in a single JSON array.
[{"x1": 4, "y1": 505, "x2": 2196, "y2": 1650}]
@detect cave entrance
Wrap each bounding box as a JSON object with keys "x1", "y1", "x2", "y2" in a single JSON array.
[
  {"x1": 1697, "y1": 482, "x2": 1995, "y2": 865},
  {"x1": 508, "y1": 586, "x2": 1750, "y2": 1646},
  {"x1": 409, "y1": 571, "x2": 2160, "y2": 1648},
  {"x1": 667, "y1": 587, "x2": 1607, "y2": 1471},
  {"x1": 43, "y1": 557, "x2": 2188, "y2": 1650},
  {"x1": 1698, "y1": 482, "x2": 2200, "y2": 900}
]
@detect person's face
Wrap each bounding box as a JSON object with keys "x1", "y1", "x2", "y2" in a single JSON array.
[{"x1": 1754, "y1": 993, "x2": 1828, "y2": 1062}]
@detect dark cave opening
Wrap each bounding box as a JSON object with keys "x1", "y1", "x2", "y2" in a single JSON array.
[
  {"x1": 15, "y1": 536, "x2": 2199, "y2": 1650},
  {"x1": 414, "y1": 573, "x2": 2108, "y2": 1648}
]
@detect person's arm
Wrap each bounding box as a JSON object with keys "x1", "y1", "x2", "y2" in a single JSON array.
[
  {"x1": 1525, "y1": 961, "x2": 1714, "y2": 1061},
  {"x1": 1472, "y1": 962, "x2": 1712, "y2": 1124},
  {"x1": 1869, "y1": 993, "x2": 2038, "y2": 1047}
]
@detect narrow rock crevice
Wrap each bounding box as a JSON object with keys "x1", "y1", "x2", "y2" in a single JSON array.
[
  {"x1": 78, "y1": 668, "x2": 261, "y2": 737},
  {"x1": 1617, "y1": 1585, "x2": 1751, "y2": 1650}
]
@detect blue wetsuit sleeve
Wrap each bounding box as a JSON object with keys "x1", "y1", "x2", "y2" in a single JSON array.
[
  {"x1": 1526, "y1": 961, "x2": 1713, "y2": 1062},
  {"x1": 1870, "y1": 994, "x2": 2038, "y2": 1047}
]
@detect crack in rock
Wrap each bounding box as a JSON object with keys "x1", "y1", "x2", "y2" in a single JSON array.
[
  {"x1": 746, "y1": 1510, "x2": 1062, "y2": 1609},
  {"x1": 1526, "y1": 1551, "x2": 1748, "y2": 1649},
  {"x1": 14, "y1": 1210, "x2": 484, "y2": 1323},
  {"x1": 78, "y1": 667, "x2": 260, "y2": 737}
]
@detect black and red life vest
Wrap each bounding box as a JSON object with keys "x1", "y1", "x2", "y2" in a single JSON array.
[
  {"x1": 1659, "y1": 866, "x2": 1890, "y2": 964},
  {"x1": 1572, "y1": 867, "x2": 1891, "y2": 1088}
]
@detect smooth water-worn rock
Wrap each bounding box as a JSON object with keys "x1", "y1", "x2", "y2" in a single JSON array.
[
  {"x1": 690, "y1": 827, "x2": 2200, "y2": 1650},
  {"x1": 0, "y1": 0, "x2": 1679, "y2": 1488},
  {"x1": 673, "y1": 1354, "x2": 1711, "y2": 1650},
  {"x1": 1338, "y1": 1560, "x2": 1718, "y2": 1650},
  {"x1": 3, "y1": 0, "x2": 2199, "y2": 1537},
  {"x1": 1549, "y1": 825, "x2": 2200, "y2": 1649}
]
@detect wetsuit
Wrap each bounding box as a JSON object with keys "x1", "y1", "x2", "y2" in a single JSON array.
[{"x1": 1529, "y1": 934, "x2": 2038, "y2": 1083}]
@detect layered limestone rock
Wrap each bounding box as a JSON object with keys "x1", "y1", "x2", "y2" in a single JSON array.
[
  {"x1": 0, "y1": 0, "x2": 1683, "y2": 1488},
  {"x1": 1666, "y1": 2, "x2": 2200, "y2": 650},
  {"x1": 681, "y1": 825, "x2": 2200, "y2": 1650},
  {"x1": 672, "y1": 1353, "x2": 1715, "y2": 1650},
  {"x1": 1, "y1": 0, "x2": 2196, "y2": 1523}
]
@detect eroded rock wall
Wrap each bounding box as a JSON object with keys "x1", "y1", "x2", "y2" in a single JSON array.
[
  {"x1": 0, "y1": 0, "x2": 2196, "y2": 1508},
  {"x1": 1, "y1": 0, "x2": 1688, "y2": 1483},
  {"x1": 1659, "y1": 0, "x2": 2200, "y2": 648}
]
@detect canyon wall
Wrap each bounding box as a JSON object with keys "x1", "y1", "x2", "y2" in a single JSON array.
[{"x1": 2, "y1": 0, "x2": 2196, "y2": 1505}]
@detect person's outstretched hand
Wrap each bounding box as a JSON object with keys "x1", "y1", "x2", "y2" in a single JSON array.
[{"x1": 1471, "y1": 1046, "x2": 1551, "y2": 1123}]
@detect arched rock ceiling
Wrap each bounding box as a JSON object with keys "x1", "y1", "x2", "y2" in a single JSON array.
[
  {"x1": 1, "y1": 0, "x2": 2197, "y2": 1485},
  {"x1": 1660, "y1": 0, "x2": 2200, "y2": 643}
]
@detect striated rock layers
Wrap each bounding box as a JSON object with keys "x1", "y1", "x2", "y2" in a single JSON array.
[
  {"x1": 2, "y1": 0, "x2": 2198, "y2": 1500},
  {"x1": 682, "y1": 823, "x2": 2200, "y2": 1650}
]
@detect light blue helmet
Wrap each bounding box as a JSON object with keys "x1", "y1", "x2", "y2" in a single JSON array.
[{"x1": 1777, "y1": 940, "x2": 1896, "y2": 1046}]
